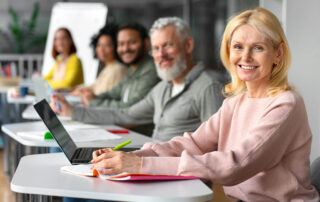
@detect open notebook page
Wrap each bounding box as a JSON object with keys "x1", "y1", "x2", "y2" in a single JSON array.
[{"x1": 61, "y1": 164, "x2": 198, "y2": 181}]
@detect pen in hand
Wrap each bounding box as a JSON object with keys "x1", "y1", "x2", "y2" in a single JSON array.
[
  {"x1": 90, "y1": 140, "x2": 132, "y2": 164},
  {"x1": 113, "y1": 140, "x2": 131, "y2": 150},
  {"x1": 46, "y1": 81, "x2": 61, "y2": 111}
]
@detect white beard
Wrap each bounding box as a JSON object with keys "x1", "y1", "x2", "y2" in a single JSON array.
[{"x1": 155, "y1": 56, "x2": 187, "y2": 81}]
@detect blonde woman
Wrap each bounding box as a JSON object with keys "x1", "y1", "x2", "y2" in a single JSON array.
[{"x1": 90, "y1": 8, "x2": 318, "y2": 201}]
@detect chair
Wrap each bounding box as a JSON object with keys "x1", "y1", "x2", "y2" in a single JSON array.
[{"x1": 311, "y1": 157, "x2": 320, "y2": 193}]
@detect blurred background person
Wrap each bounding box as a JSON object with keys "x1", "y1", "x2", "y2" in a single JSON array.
[
  {"x1": 82, "y1": 22, "x2": 159, "y2": 108},
  {"x1": 44, "y1": 27, "x2": 84, "y2": 90},
  {"x1": 71, "y1": 24, "x2": 128, "y2": 105}
]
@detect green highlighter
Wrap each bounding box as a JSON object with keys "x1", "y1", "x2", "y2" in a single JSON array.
[
  {"x1": 44, "y1": 132, "x2": 54, "y2": 139},
  {"x1": 113, "y1": 140, "x2": 132, "y2": 150}
]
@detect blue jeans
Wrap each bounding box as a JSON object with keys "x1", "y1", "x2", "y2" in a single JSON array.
[
  {"x1": 63, "y1": 197, "x2": 112, "y2": 202},
  {"x1": 49, "y1": 147, "x2": 62, "y2": 153}
]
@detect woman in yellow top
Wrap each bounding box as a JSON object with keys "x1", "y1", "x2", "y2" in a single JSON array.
[
  {"x1": 44, "y1": 28, "x2": 84, "y2": 90},
  {"x1": 70, "y1": 24, "x2": 127, "y2": 106}
]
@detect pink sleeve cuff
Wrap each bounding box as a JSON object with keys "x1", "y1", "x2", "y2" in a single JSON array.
[
  {"x1": 141, "y1": 156, "x2": 180, "y2": 175},
  {"x1": 133, "y1": 149, "x2": 158, "y2": 157}
]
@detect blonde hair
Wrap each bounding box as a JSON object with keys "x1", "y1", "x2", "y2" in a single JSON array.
[{"x1": 220, "y1": 7, "x2": 292, "y2": 97}]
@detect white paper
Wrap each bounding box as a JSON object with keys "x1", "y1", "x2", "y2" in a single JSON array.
[
  {"x1": 17, "y1": 131, "x2": 46, "y2": 140},
  {"x1": 17, "y1": 128, "x2": 121, "y2": 142},
  {"x1": 61, "y1": 164, "x2": 127, "y2": 178},
  {"x1": 69, "y1": 129, "x2": 121, "y2": 142},
  {"x1": 63, "y1": 122, "x2": 100, "y2": 130},
  {"x1": 61, "y1": 164, "x2": 95, "y2": 176}
]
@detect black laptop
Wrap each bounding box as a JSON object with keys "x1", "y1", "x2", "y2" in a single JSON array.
[{"x1": 34, "y1": 99, "x2": 137, "y2": 164}]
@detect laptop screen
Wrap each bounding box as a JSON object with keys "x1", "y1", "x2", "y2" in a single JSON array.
[{"x1": 34, "y1": 99, "x2": 77, "y2": 160}]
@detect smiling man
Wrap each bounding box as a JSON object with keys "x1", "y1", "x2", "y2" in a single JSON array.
[
  {"x1": 84, "y1": 23, "x2": 160, "y2": 108},
  {"x1": 51, "y1": 17, "x2": 225, "y2": 142}
]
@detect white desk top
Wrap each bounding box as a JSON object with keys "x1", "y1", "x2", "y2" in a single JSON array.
[
  {"x1": 6, "y1": 95, "x2": 81, "y2": 104},
  {"x1": 22, "y1": 104, "x2": 71, "y2": 120},
  {"x1": 1, "y1": 121, "x2": 152, "y2": 148},
  {"x1": 7, "y1": 94, "x2": 36, "y2": 104},
  {"x1": 11, "y1": 153, "x2": 213, "y2": 202}
]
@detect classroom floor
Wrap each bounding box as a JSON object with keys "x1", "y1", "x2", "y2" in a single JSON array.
[{"x1": 0, "y1": 149, "x2": 14, "y2": 202}]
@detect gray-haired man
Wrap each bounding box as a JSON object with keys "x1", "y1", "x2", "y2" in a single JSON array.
[{"x1": 51, "y1": 17, "x2": 225, "y2": 142}]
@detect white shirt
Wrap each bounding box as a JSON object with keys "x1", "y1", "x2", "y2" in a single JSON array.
[{"x1": 171, "y1": 83, "x2": 185, "y2": 97}]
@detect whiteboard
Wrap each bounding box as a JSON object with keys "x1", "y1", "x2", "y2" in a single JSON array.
[{"x1": 41, "y1": 2, "x2": 108, "y2": 85}]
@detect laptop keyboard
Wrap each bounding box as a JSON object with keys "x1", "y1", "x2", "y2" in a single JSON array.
[{"x1": 73, "y1": 148, "x2": 99, "y2": 161}]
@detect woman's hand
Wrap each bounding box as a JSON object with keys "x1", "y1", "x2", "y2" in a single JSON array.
[
  {"x1": 91, "y1": 148, "x2": 142, "y2": 175},
  {"x1": 70, "y1": 87, "x2": 83, "y2": 96},
  {"x1": 50, "y1": 94, "x2": 73, "y2": 117}
]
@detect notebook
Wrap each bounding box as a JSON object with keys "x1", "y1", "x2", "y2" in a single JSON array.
[
  {"x1": 33, "y1": 99, "x2": 138, "y2": 164},
  {"x1": 61, "y1": 164, "x2": 199, "y2": 181}
]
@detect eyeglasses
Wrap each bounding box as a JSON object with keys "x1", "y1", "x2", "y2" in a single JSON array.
[{"x1": 151, "y1": 42, "x2": 174, "y2": 56}]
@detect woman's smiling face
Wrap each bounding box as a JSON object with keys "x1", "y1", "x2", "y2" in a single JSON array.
[{"x1": 229, "y1": 24, "x2": 281, "y2": 89}]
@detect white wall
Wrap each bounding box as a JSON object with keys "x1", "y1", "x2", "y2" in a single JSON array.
[
  {"x1": 262, "y1": 0, "x2": 320, "y2": 162},
  {"x1": 286, "y1": 0, "x2": 320, "y2": 162}
]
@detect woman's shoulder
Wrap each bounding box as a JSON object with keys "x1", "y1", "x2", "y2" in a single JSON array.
[
  {"x1": 272, "y1": 90, "x2": 304, "y2": 105},
  {"x1": 222, "y1": 90, "x2": 304, "y2": 109},
  {"x1": 68, "y1": 53, "x2": 81, "y2": 62},
  {"x1": 110, "y1": 60, "x2": 128, "y2": 70}
]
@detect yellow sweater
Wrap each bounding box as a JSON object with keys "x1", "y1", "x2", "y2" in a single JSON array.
[{"x1": 44, "y1": 53, "x2": 84, "y2": 90}]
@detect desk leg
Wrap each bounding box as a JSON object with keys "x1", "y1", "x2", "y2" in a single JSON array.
[
  {"x1": 29, "y1": 194, "x2": 37, "y2": 202},
  {"x1": 3, "y1": 134, "x2": 11, "y2": 178},
  {"x1": 15, "y1": 193, "x2": 28, "y2": 202},
  {"x1": 1, "y1": 93, "x2": 11, "y2": 178},
  {"x1": 39, "y1": 195, "x2": 53, "y2": 202},
  {"x1": 4, "y1": 137, "x2": 27, "y2": 180},
  {"x1": 0, "y1": 93, "x2": 10, "y2": 124},
  {"x1": 14, "y1": 141, "x2": 25, "y2": 171},
  {"x1": 29, "y1": 194, "x2": 53, "y2": 202}
]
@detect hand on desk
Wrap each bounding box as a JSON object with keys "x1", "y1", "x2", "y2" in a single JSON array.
[
  {"x1": 50, "y1": 94, "x2": 73, "y2": 117},
  {"x1": 91, "y1": 148, "x2": 142, "y2": 175}
]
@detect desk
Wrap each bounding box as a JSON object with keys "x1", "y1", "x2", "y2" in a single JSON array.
[
  {"x1": 7, "y1": 94, "x2": 81, "y2": 105},
  {"x1": 7, "y1": 95, "x2": 35, "y2": 104},
  {"x1": 1, "y1": 120, "x2": 152, "y2": 182},
  {"x1": 11, "y1": 153, "x2": 213, "y2": 202},
  {"x1": 22, "y1": 104, "x2": 71, "y2": 121},
  {"x1": 0, "y1": 80, "x2": 22, "y2": 178},
  {"x1": 2, "y1": 121, "x2": 152, "y2": 148}
]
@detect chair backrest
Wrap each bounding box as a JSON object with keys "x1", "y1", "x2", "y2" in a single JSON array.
[
  {"x1": 41, "y1": 2, "x2": 108, "y2": 85},
  {"x1": 311, "y1": 157, "x2": 320, "y2": 193}
]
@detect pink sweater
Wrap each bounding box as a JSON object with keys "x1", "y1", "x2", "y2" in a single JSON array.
[{"x1": 134, "y1": 91, "x2": 319, "y2": 202}]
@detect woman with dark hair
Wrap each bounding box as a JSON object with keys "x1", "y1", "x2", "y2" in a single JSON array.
[
  {"x1": 44, "y1": 27, "x2": 84, "y2": 90},
  {"x1": 71, "y1": 24, "x2": 127, "y2": 106}
]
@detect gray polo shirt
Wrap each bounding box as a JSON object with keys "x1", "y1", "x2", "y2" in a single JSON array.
[{"x1": 72, "y1": 62, "x2": 225, "y2": 142}]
